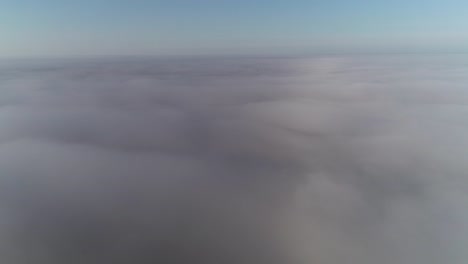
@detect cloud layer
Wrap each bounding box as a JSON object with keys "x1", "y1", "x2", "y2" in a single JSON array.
[{"x1": 1, "y1": 54, "x2": 468, "y2": 264}]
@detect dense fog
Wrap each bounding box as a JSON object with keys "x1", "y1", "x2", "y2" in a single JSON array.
[{"x1": 1, "y1": 54, "x2": 468, "y2": 264}]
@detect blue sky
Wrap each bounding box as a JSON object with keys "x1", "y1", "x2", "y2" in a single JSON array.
[{"x1": 1, "y1": 0, "x2": 467, "y2": 57}]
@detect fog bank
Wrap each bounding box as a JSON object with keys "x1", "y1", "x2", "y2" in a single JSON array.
[{"x1": 1, "y1": 55, "x2": 468, "y2": 263}]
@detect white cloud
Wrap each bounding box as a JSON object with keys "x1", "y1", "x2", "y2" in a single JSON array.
[{"x1": 1, "y1": 54, "x2": 468, "y2": 263}]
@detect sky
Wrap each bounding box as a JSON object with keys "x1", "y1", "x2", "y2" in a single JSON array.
[{"x1": 0, "y1": 0, "x2": 468, "y2": 57}]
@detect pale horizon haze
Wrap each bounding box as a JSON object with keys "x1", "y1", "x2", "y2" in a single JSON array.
[{"x1": 1, "y1": 0, "x2": 468, "y2": 58}]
